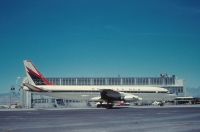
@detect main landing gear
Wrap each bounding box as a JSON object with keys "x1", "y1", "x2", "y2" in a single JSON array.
[{"x1": 97, "y1": 101, "x2": 114, "y2": 109}]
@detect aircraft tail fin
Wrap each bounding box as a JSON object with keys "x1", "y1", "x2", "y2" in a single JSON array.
[{"x1": 24, "y1": 60, "x2": 52, "y2": 85}]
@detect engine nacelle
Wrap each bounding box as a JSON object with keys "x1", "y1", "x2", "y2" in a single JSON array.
[{"x1": 121, "y1": 93, "x2": 142, "y2": 101}]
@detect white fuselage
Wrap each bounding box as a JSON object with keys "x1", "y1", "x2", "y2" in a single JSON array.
[{"x1": 32, "y1": 85, "x2": 176, "y2": 103}]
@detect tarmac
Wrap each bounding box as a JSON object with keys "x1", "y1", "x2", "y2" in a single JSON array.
[{"x1": 0, "y1": 106, "x2": 200, "y2": 132}]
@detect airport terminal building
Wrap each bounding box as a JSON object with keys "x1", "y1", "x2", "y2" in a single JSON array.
[{"x1": 21, "y1": 74, "x2": 185, "y2": 108}]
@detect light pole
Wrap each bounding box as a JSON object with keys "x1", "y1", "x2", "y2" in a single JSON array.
[
  {"x1": 15, "y1": 76, "x2": 25, "y2": 108},
  {"x1": 10, "y1": 86, "x2": 15, "y2": 108}
]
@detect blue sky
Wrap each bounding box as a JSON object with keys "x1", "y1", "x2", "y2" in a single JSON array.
[{"x1": 0, "y1": 0, "x2": 200, "y2": 93}]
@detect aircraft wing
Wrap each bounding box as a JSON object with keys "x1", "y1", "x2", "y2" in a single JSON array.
[{"x1": 90, "y1": 89, "x2": 142, "y2": 102}]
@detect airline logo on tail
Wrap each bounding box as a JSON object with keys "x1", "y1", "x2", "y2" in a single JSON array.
[{"x1": 24, "y1": 60, "x2": 52, "y2": 85}]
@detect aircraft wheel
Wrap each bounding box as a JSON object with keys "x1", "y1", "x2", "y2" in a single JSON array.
[{"x1": 106, "y1": 104, "x2": 114, "y2": 109}]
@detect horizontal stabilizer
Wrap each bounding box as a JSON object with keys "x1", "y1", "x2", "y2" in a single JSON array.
[{"x1": 23, "y1": 83, "x2": 46, "y2": 92}]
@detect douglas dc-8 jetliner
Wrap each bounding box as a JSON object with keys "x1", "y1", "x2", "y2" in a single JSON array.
[{"x1": 23, "y1": 60, "x2": 176, "y2": 108}]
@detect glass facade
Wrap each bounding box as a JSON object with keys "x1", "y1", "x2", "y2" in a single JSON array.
[
  {"x1": 47, "y1": 75, "x2": 176, "y2": 86},
  {"x1": 46, "y1": 75, "x2": 184, "y2": 96}
]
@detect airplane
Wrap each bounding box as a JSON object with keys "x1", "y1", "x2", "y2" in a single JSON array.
[{"x1": 23, "y1": 60, "x2": 176, "y2": 108}]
